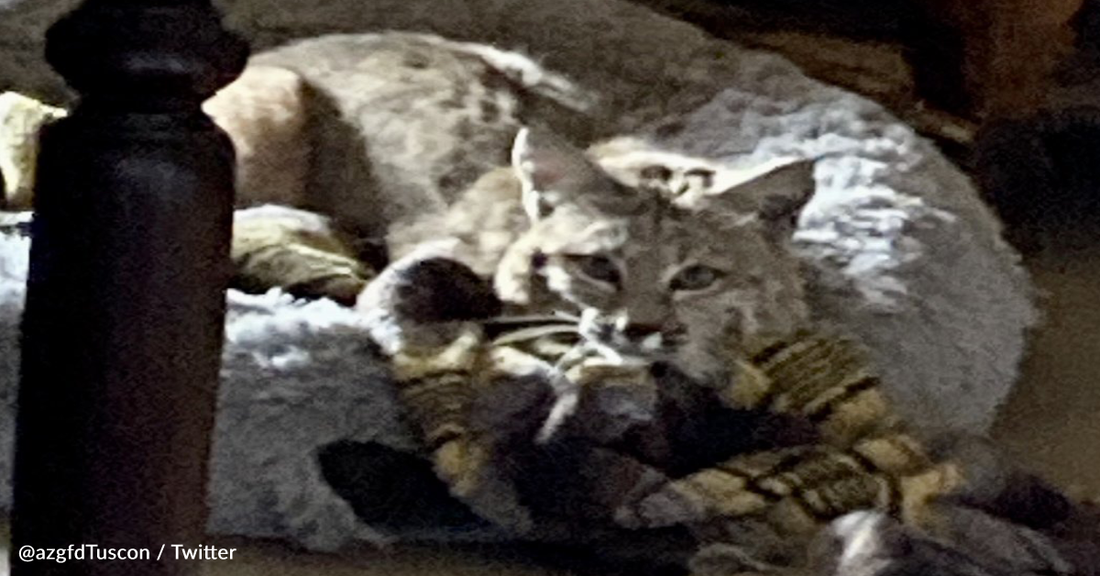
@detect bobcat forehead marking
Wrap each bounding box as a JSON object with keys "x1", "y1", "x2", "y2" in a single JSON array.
[{"x1": 498, "y1": 127, "x2": 817, "y2": 379}]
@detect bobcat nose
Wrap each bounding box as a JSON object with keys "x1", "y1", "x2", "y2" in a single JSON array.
[{"x1": 623, "y1": 323, "x2": 663, "y2": 341}]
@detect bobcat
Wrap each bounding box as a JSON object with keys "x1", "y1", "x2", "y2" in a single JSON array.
[
  {"x1": 357, "y1": 128, "x2": 1077, "y2": 575},
  {"x1": 357, "y1": 126, "x2": 829, "y2": 536},
  {"x1": 2, "y1": 29, "x2": 1035, "y2": 438}
]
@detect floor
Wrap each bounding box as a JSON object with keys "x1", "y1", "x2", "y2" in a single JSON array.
[
  {"x1": 994, "y1": 246, "x2": 1100, "y2": 499},
  {"x1": 192, "y1": 540, "x2": 577, "y2": 576}
]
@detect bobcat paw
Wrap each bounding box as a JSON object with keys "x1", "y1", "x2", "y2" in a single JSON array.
[{"x1": 388, "y1": 257, "x2": 502, "y2": 322}]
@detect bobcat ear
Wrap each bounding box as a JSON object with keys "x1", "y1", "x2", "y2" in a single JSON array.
[
  {"x1": 512, "y1": 126, "x2": 604, "y2": 221},
  {"x1": 711, "y1": 158, "x2": 817, "y2": 237}
]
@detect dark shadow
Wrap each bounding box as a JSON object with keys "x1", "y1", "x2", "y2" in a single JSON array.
[
  {"x1": 318, "y1": 440, "x2": 491, "y2": 532},
  {"x1": 975, "y1": 106, "x2": 1100, "y2": 255}
]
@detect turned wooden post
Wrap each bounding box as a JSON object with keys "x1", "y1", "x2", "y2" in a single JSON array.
[{"x1": 10, "y1": 1, "x2": 248, "y2": 575}]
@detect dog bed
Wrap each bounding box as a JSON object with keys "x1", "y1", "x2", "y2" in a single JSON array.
[{"x1": 0, "y1": 0, "x2": 1035, "y2": 553}]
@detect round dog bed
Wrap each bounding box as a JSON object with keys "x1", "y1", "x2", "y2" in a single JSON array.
[{"x1": 0, "y1": 0, "x2": 1034, "y2": 553}]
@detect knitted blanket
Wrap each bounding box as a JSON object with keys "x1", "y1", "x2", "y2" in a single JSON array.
[{"x1": 367, "y1": 262, "x2": 1084, "y2": 575}]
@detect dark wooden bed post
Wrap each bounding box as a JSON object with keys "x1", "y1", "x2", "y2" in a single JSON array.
[{"x1": 10, "y1": 1, "x2": 248, "y2": 575}]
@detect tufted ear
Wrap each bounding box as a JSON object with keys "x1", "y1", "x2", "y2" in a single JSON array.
[
  {"x1": 704, "y1": 158, "x2": 817, "y2": 238},
  {"x1": 511, "y1": 126, "x2": 609, "y2": 221}
]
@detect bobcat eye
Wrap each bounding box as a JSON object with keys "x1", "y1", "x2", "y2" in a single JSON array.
[
  {"x1": 670, "y1": 265, "x2": 724, "y2": 292},
  {"x1": 568, "y1": 254, "x2": 621, "y2": 285},
  {"x1": 640, "y1": 165, "x2": 673, "y2": 182},
  {"x1": 683, "y1": 168, "x2": 714, "y2": 190}
]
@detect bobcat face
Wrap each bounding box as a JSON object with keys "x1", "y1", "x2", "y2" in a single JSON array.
[{"x1": 497, "y1": 128, "x2": 816, "y2": 380}]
